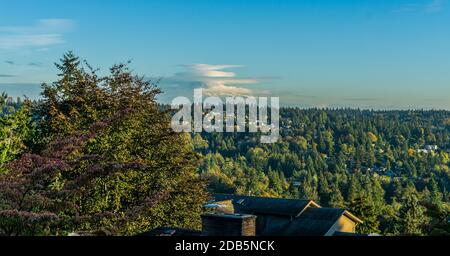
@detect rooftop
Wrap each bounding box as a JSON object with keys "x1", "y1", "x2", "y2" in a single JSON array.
[{"x1": 213, "y1": 194, "x2": 321, "y2": 218}]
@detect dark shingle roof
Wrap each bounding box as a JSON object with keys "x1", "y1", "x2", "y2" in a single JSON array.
[
  {"x1": 298, "y1": 207, "x2": 346, "y2": 221},
  {"x1": 289, "y1": 208, "x2": 346, "y2": 236},
  {"x1": 213, "y1": 194, "x2": 320, "y2": 217},
  {"x1": 212, "y1": 194, "x2": 362, "y2": 236},
  {"x1": 300, "y1": 207, "x2": 362, "y2": 224},
  {"x1": 250, "y1": 208, "x2": 347, "y2": 236}
]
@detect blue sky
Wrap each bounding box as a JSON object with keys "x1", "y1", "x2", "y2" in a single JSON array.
[{"x1": 1, "y1": 0, "x2": 450, "y2": 109}]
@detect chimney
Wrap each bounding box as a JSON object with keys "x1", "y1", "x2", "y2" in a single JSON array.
[{"x1": 201, "y1": 213, "x2": 257, "y2": 236}]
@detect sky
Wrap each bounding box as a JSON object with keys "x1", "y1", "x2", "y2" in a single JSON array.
[{"x1": 1, "y1": 0, "x2": 450, "y2": 109}]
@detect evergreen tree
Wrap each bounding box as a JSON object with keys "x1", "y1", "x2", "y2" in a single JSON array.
[
  {"x1": 349, "y1": 196, "x2": 380, "y2": 234},
  {"x1": 328, "y1": 183, "x2": 346, "y2": 208},
  {"x1": 396, "y1": 192, "x2": 427, "y2": 236},
  {"x1": 429, "y1": 175, "x2": 443, "y2": 205},
  {"x1": 347, "y1": 174, "x2": 362, "y2": 203}
]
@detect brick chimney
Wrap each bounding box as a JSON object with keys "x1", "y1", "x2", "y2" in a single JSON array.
[{"x1": 201, "y1": 213, "x2": 257, "y2": 236}]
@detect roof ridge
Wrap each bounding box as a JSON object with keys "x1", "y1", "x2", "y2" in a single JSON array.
[
  {"x1": 213, "y1": 194, "x2": 323, "y2": 218},
  {"x1": 214, "y1": 193, "x2": 320, "y2": 203}
]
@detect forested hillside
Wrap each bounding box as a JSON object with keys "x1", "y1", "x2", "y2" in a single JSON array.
[
  {"x1": 196, "y1": 108, "x2": 450, "y2": 235},
  {"x1": 1, "y1": 54, "x2": 449, "y2": 236}
]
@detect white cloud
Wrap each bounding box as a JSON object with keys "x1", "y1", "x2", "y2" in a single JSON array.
[
  {"x1": 393, "y1": 3, "x2": 421, "y2": 13},
  {"x1": 0, "y1": 74, "x2": 16, "y2": 78},
  {"x1": 393, "y1": 0, "x2": 447, "y2": 13},
  {"x1": 0, "y1": 19, "x2": 74, "y2": 50},
  {"x1": 167, "y1": 64, "x2": 266, "y2": 96},
  {"x1": 424, "y1": 0, "x2": 446, "y2": 12},
  {"x1": 0, "y1": 34, "x2": 64, "y2": 49}
]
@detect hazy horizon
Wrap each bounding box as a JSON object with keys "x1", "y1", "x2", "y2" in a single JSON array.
[{"x1": 1, "y1": 82, "x2": 449, "y2": 111}]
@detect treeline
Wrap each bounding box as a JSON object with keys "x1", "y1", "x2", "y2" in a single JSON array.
[{"x1": 196, "y1": 108, "x2": 450, "y2": 235}]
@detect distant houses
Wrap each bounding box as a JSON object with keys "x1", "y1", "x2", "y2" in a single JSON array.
[
  {"x1": 371, "y1": 166, "x2": 395, "y2": 178},
  {"x1": 417, "y1": 145, "x2": 439, "y2": 154}
]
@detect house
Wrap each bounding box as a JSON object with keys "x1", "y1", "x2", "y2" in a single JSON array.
[
  {"x1": 210, "y1": 194, "x2": 363, "y2": 236},
  {"x1": 144, "y1": 194, "x2": 370, "y2": 237},
  {"x1": 418, "y1": 145, "x2": 439, "y2": 154},
  {"x1": 425, "y1": 145, "x2": 439, "y2": 151}
]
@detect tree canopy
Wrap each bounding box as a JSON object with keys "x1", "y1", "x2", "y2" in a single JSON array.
[{"x1": 0, "y1": 53, "x2": 208, "y2": 235}]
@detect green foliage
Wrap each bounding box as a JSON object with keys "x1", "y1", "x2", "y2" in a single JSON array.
[
  {"x1": 0, "y1": 100, "x2": 34, "y2": 172},
  {"x1": 349, "y1": 196, "x2": 380, "y2": 234},
  {"x1": 0, "y1": 53, "x2": 208, "y2": 236},
  {"x1": 328, "y1": 183, "x2": 346, "y2": 209},
  {"x1": 395, "y1": 189, "x2": 427, "y2": 235}
]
